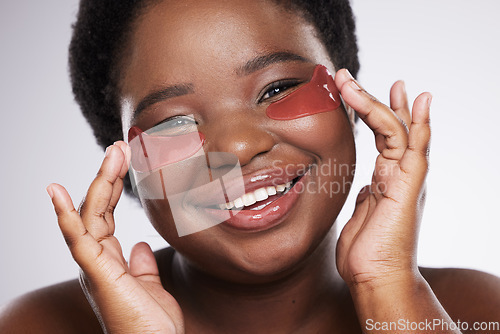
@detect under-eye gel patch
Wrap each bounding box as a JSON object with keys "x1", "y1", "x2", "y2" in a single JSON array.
[
  {"x1": 128, "y1": 126, "x2": 205, "y2": 172},
  {"x1": 127, "y1": 120, "x2": 245, "y2": 237},
  {"x1": 266, "y1": 64, "x2": 341, "y2": 120}
]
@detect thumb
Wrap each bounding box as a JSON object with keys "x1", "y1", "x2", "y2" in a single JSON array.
[
  {"x1": 355, "y1": 185, "x2": 371, "y2": 206},
  {"x1": 338, "y1": 185, "x2": 372, "y2": 246},
  {"x1": 129, "y1": 242, "x2": 160, "y2": 280}
]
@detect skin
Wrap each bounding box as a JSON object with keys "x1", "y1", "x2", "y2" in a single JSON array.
[
  {"x1": 1, "y1": 0, "x2": 500, "y2": 333},
  {"x1": 120, "y1": 0, "x2": 355, "y2": 285}
]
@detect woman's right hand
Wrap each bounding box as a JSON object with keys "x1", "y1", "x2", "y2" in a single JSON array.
[{"x1": 46, "y1": 142, "x2": 184, "y2": 334}]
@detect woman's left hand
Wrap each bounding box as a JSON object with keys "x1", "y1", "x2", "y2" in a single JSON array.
[{"x1": 334, "y1": 69, "x2": 431, "y2": 290}]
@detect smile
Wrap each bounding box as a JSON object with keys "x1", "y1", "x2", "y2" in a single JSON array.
[
  {"x1": 216, "y1": 181, "x2": 293, "y2": 210},
  {"x1": 199, "y1": 168, "x2": 309, "y2": 233}
]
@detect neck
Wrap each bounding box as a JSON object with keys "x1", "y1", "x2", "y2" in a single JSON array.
[{"x1": 171, "y1": 226, "x2": 352, "y2": 333}]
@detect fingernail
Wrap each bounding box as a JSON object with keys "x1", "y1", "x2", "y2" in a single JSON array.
[
  {"x1": 105, "y1": 145, "x2": 112, "y2": 157},
  {"x1": 349, "y1": 80, "x2": 362, "y2": 91},
  {"x1": 427, "y1": 94, "x2": 433, "y2": 108},
  {"x1": 400, "y1": 80, "x2": 406, "y2": 93},
  {"x1": 345, "y1": 69, "x2": 354, "y2": 79},
  {"x1": 46, "y1": 185, "x2": 54, "y2": 199}
]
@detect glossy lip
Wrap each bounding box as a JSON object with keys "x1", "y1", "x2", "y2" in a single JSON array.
[
  {"x1": 200, "y1": 169, "x2": 309, "y2": 232},
  {"x1": 185, "y1": 165, "x2": 310, "y2": 208}
]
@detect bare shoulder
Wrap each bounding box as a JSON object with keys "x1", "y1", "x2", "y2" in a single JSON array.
[
  {"x1": 0, "y1": 247, "x2": 175, "y2": 334},
  {"x1": 420, "y1": 267, "x2": 500, "y2": 325},
  {"x1": 0, "y1": 279, "x2": 102, "y2": 334}
]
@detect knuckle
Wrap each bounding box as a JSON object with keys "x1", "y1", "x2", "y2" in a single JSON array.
[
  {"x1": 106, "y1": 205, "x2": 116, "y2": 215},
  {"x1": 92, "y1": 209, "x2": 106, "y2": 219},
  {"x1": 95, "y1": 234, "x2": 112, "y2": 244},
  {"x1": 407, "y1": 145, "x2": 430, "y2": 171},
  {"x1": 407, "y1": 144, "x2": 428, "y2": 158},
  {"x1": 95, "y1": 169, "x2": 115, "y2": 186},
  {"x1": 114, "y1": 271, "x2": 127, "y2": 283},
  {"x1": 95, "y1": 168, "x2": 105, "y2": 178},
  {"x1": 63, "y1": 229, "x2": 87, "y2": 249},
  {"x1": 364, "y1": 98, "x2": 380, "y2": 114},
  {"x1": 95, "y1": 243, "x2": 104, "y2": 259},
  {"x1": 56, "y1": 207, "x2": 78, "y2": 219}
]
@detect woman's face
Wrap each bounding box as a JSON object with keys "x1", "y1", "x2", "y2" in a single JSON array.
[{"x1": 119, "y1": 0, "x2": 356, "y2": 283}]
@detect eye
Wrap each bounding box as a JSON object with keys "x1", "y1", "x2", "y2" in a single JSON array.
[
  {"x1": 260, "y1": 79, "x2": 301, "y2": 102},
  {"x1": 146, "y1": 115, "x2": 198, "y2": 137}
]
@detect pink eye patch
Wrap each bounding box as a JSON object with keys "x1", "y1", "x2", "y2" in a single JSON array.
[
  {"x1": 128, "y1": 126, "x2": 205, "y2": 172},
  {"x1": 266, "y1": 64, "x2": 341, "y2": 120}
]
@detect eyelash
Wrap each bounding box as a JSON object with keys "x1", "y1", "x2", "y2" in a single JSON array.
[
  {"x1": 143, "y1": 79, "x2": 302, "y2": 131},
  {"x1": 260, "y1": 79, "x2": 301, "y2": 102},
  {"x1": 147, "y1": 115, "x2": 197, "y2": 136}
]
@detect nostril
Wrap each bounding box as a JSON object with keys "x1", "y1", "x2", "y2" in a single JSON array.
[
  {"x1": 205, "y1": 151, "x2": 241, "y2": 173},
  {"x1": 205, "y1": 126, "x2": 276, "y2": 167}
]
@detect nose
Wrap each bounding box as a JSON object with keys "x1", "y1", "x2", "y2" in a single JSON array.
[{"x1": 205, "y1": 116, "x2": 275, "y2": 167}]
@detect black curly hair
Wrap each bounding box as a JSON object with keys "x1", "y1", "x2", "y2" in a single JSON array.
[{"x1": 69, "y1": 0, "x2": 360, "y2": 196}]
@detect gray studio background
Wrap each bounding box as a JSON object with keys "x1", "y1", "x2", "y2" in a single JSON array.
[{"x1": 1, "y1": 0, "x2": 499, "y2": 306}]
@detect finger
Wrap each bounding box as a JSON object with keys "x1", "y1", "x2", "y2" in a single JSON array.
[
  {"x1": 336, "y1": 186, "x2": 372, "y2": 271},
  {"x1": 79, "y1": 144, "x2": 126, "y2": 240},
  {"x1": 390, "y1": 80, "x2": 411, "y2": 128},
  {"x1": 47, "y1": 183, "x2": 103, "y2": 271},
  {"x1": 129, "y1": 242, "x2": 161, "y2": 283},
  {"x1": 104, "y1": 141, "x2": 132, "y2": 231},
  {"x1": 356, "y1": 185, "x2": 371, "y2": 205},
  {"x1": 112, "y1": 141, "x2": 132, "y2": 179},
  {"x1": 335, "y1": 69, "x2": 408, "y2": 160},
  {"x1": 400, "y1": 92, "x2": 432, "y2": 183},
  {"x1": 338, "y1": 186, "x2": 372, "y2": 247},
  {"x1": 129, "y1": 242, "x2": 183, "y2": 331}
]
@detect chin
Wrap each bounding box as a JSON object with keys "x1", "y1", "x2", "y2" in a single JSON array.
[
  {"x1": 168, "y1": 203, "x2": 337, "y2": 285},
  {"x1": 145, "y1": 154, "x2": 352, "y2": 285}
]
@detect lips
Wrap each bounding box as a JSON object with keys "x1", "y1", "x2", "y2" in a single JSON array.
[
  {"x1": 193, "y1": 166, "x2": 310, "y2": 232},
  {"x1": 186, "y1": 165, "x2": 308, "y2": 208},
  {"x1": 216, "y1": 181, "x2": 292, "y2": 210}
]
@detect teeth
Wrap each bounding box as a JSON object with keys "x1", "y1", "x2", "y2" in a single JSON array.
[
  {"x1": 219, "y1": 201, "x2": 235, "y2": 210},
  {"x1": 217, "y1": 182, "x2": 293, "y2": 210},
  {"x1": 254, "y1": 188, "x2": 269, "y2": 201},
  {"x1": 242, "y1": 193, "x2": 257, "y2": 206},
  {"x1": 234, "y1": 197, "x2": 244, "y2": 209},
  {"x1": 266, "y1": 186, "x2": 277, "y2": 196}
]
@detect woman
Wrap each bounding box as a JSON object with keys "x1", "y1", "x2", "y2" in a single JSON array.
[{"x1": 1, "y1": 0, "x2": 499, "y2": 333}]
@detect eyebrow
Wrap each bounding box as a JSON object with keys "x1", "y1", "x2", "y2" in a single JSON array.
[
  {"x1": 132, "y1": 52, "x2": 310, "y2": 120},
  {"x1": 133, "y1": 83, "x2": 194, "y2": 121},
  {"x1": 236, "y1": 51, "x2": 311, "y2": 76}
]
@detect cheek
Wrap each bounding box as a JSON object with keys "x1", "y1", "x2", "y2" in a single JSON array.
[
  {"x1": 276, "y1": 110, "x2": 355, "y2": 162},
  {"x1": 265, "y1": 64, "x2": 355, "y2": 166},
  {"x1": 274, "y1": 110, "x2": 356, "y2": 206},
  {"x1": 142, "y1": 198, "x2": 178, "y2": 240}
]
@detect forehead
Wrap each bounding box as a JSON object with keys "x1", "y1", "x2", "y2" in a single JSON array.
[
  {"x1": 120, "y1": 0, "x2": 332, "y2": 87},
  {"x1": 131, "y1": 0, "x2": 311, "y2": 57}
]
